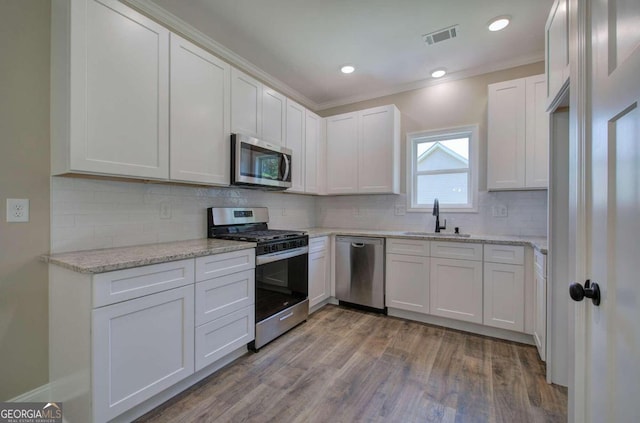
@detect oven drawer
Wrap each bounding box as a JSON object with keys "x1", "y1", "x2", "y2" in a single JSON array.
[
  {"x1": 195, "y1": 249, "x2": 255, "y2": 282},
  {"x1": 195, "y1": 269, "x2": 255, "y2": 326},
  {"x1": 195, "y1": 305, "x2": 254, "y2": 371},
  {"x1": 254, "y1": 299, "x2": 308, "y2": 350}
]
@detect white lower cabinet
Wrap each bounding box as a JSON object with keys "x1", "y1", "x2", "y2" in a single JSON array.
[
  {"x1": 92, "y1": 285, "x2": 195, "y2": 422},
  {"x1": 308, "y1": 236, "x2": 330, "y2": 308},
  {"x1": 429, "y1": 257, "x2": 483, "y2": 324},
  {"x1": 386, "y1": 253, "x2": 430, "y2": 314},
  {"x1": 533, "y1": 251, "x2": 547, "y2": 361},
  {"x1": 483, "y1": 244, "x2": 525, "y2": 332},
  {"x1": 50, "y1": 248, "x2": 256, "y2": 423},
  {"x1": 483, "y1": 263, "x2": 525, "y2": 331}
]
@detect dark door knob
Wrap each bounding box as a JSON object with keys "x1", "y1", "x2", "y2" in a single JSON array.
[{"x1": 569, "y1": 279, "x2": 601, "y2": 306}]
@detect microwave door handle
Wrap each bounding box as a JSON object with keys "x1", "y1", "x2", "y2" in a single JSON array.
[{"x1": 283, "y1": 154, "x2": 290, "y2": 181}]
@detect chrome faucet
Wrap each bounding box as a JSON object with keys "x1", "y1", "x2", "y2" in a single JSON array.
[{"x1": 432, "y1": 198, "x2": 446, "y2": 233}]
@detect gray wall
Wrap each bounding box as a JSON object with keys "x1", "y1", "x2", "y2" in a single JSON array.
[{"x1": 0, "y1": 0, "x2": 51, "y2": 400}]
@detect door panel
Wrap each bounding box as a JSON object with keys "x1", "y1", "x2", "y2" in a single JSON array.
[{"x1": 581, "y1": 0, "x2": 640, "y2": 421}]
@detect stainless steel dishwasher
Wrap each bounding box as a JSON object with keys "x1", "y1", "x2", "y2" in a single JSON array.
[{"x1": 335, "y1": 236, "x2": 385, "y2": 311}]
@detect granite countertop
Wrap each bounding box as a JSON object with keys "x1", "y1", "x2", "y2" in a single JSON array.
[
  {"x1": 302, "y1": 228, "x2": 547, "y2": 254},
  {"x1": 43, "y1": 238, "x2": 256, "y2": 274}
]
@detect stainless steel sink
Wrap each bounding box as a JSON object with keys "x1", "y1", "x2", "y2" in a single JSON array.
[{"x1": 402, "y1": 231, "x2": 471, "y2": 238}]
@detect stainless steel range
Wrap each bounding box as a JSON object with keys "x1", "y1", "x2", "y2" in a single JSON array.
[{"x1": 207, "y1": 207, "x2": 309, "y2": 351}]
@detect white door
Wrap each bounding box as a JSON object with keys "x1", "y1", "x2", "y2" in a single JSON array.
[
  {"x1": 92, "y1": 285, "x2": 194, "y2": 421},
  {"x1": 304, "y1": 110, "x2": 321, "y2": 194},
  {"x1": 285, "y1": 99, "x2": 306, "y2": 192},
  {"x1": 231, "y1": 67, "x2": 262, "y2": 137},
  {"x1": 262, "y1": 87, "x2": 286, "y2": 145},
  {"x1": 573, "y1": 1, "x2": 640, "y2": 421},
  {"x1": 170, "y1": 34, "x2": 230, "y2": 185},
  {"x1": 385, "y1": 253, "x2": 429, "y2": 314},
  {"x1": 326, "y1": 112, "x2": 358, "y2": 194},
  {"x1": 71, "y1": 0, "x2": 169, "y2": 179}
]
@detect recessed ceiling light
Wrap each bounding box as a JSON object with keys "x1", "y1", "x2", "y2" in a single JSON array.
[
  {"x1": 431, "y1": 69, "x2": 446, "y2": 78},
  {"x1": 341, "y1": 65, "x2": 355, "y2": 74},
  {"x1": 488, "y1": 16, "x2": 510, "y2": 32}
]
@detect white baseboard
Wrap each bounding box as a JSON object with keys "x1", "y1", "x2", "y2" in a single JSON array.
[{"x1": 9, "y1": 383, "x2": 51, "y2": 402}]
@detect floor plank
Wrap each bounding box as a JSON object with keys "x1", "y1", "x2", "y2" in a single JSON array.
[{"x1": 136, "y1": 305, "x2": 567, "y2": 423}]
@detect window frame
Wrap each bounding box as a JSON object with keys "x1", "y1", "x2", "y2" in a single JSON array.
[{"x1": 406, "y1": 124, "x2": 479, "y2": 213}]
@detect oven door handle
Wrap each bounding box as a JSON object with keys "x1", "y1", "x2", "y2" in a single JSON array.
[{"x1": 256, "y1": 246, "x2": 308, "y2": 266}]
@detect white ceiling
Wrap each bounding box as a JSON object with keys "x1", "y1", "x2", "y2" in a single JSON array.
[{"x1": 142, "y1": 0, "x2": 553, "y2": 110}]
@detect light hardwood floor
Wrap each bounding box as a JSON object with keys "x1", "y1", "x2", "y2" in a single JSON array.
[{"x1": 137, "y1": 305, "x2": 567, "y2": 423}]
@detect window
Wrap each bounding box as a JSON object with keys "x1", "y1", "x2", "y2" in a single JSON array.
[{"x1": 407, "y1": 125, "x2": 478, "y2": 212}]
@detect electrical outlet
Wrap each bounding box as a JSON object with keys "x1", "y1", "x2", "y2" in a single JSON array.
[
  {"x1": 6, "y1": 198, "x2": 29, "y2": 222},
  {"x1": 394, "y1": 205, "x2": 406, "y2": 216},
  {"x1": 159, "y1": 202, "x2": 172, "y2": 219},
  {"x1": 492, "y1": 205, "x2": 508, "y2": 217}
]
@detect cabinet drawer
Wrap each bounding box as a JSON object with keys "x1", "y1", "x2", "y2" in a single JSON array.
[
  {"x1": 195, "y1": 269, "x2": 255, "y2": 326},
  {"x1": 195, "y1": 305, "x2": 254, "y2": 371},
  {"x1": 534, "y1": 249, "x2": 547, "y2": 276},
  {"x1": 484, "y1": 244, "x2": 525, "y2": 265},
  {"x1": 309, "y1": 236, "x2": 329, "y2": 253},
  {"x1": 93, "y1": 259, "x2": 194, "y2": 308},
  {"x1": 195, "y1": 249, "x2": 255, "y2": 282},
  {"x1": 387, "y1": 238, "x2": 430, "y2": 256},
  {"x1": 430, "y1": 241, "x2": 482, "y2": 261}
]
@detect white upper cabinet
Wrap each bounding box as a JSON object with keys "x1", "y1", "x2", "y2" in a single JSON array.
[
  {"x1": 487, "y1": 78, "x2": 527, "y2": 190},
  {"x1": 326, "y1": 112, "x2": 359, "y2": 194},
  {"x1": 545, "y1": 0, "x2": 569, "y2": 108},
  {"x1": 304, "y1": 110, "x2": 322, "y2": 194},
  {"x1": 357, "y1": 105, "x2": 401, "y2": 194},
  {"x1": 51, "y1": 0, "x2": 169, "y2": 179},
  {"x1": 285, "y1": 99, "x2": 306, "y2": 193},
  {"x1": 169, "y1": 34, "x2": 230, "y2": 186},
  {"x1": 262, "y1": 87, "x2": 286, "y2": 145},
  {"x1": 325, "y1": 105, "x2": 400, "y2": 195},
  {"x1": 231, "y1": 67, "x2": 262, "y2": 138},
  {"x1": 525, "y1": 75, "x2": 550, "y2": 188},
  {"x1": 487, "y1": 74, "x2": 549, "y2": 190}
]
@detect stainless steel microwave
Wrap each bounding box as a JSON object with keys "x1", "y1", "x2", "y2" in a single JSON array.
[{"x1": 231, "y1": 133, "x2": 292, "y2": 190}]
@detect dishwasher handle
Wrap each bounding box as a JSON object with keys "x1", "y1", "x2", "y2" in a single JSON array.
[{"x1": 351, "y1": 242, "x2": 366, "y2": 248}]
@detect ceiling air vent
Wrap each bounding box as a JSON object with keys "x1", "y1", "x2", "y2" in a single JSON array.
[{"x1": 423, "y1": 25, "x2": 459, "y2": 45}]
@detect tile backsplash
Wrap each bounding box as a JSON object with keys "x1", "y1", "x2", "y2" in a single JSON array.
[
  {"x1": 315, "y1": 191, "x2": 547, "y2": 237},
  {"x1": 51, "y1": 177, "x2": 317, "y2": 253},
  {"x1": 51, "y1": 177, "x2": 546, "y2": 253}
]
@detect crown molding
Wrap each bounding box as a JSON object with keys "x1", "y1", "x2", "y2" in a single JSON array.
[
  {"x1": 315, "y1": 52, "x2": 545, "y2": 111},
  {"x1": 122, "y1": 0, "x2": 544, "y2": 114},
  {"x1": 122, "y1": 0, "x2": 320, "y2": 111}
]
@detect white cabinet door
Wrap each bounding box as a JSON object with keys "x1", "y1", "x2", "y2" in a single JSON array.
[
  {"x1": 534, "y1": 268, "x2": 547, "y2": 361},
  {"x1": 357, "y1": 105, "x2": 400, "y2": 194},
  {"x1": 326, "y1": 112, "x2": 358, "y2": 194},
  {"x1": 430, "y1": 258, "x2": 483, "y2": 324},
  {"x1": 487, "y1": 78, "x2": 527, "y2": 189},
  {"x1": 304, "y1": 110, "x2": 322, "y2": 194},
  {"x1": 545, "y1": 0, "x2": 569, "y2": 105},
  {"x1": 308, "y1": 248, "x2": 330, "y2": 309},
  {"x1": 60, "y1": 0, "x2": 170, "y2": 179},
  {"x1": 483, "y1": 262, "x2": 525, "y2": 332},
  {"x1": 386, "y1": 253, "x2": 429, "y2": 314},
  {"x1": 92, "y1": 285, "x2": 194, "y2": 422},
  {"x1": 170, "y1": 34, "x2": 230, "y2": 185},
  {"x1": 262, "y1": 87, "x2": 286, "y2": 145},
  {"x1": 231, "y1": 67, "x2": 262, "y2": 138},
  {"x1": 285, "y1": 99, "x2": 306, "y2": 192},
  {"x1": 525, "y1": 75, "x2": 550, "y2": 188},
  {"x1": 195, "y1": 305, "x2": 254, "y2": 371}
]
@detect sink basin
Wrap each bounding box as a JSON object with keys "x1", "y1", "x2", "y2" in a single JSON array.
[{"x1": 403, "y1": 231, "x2": 471, "y2": 238}]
